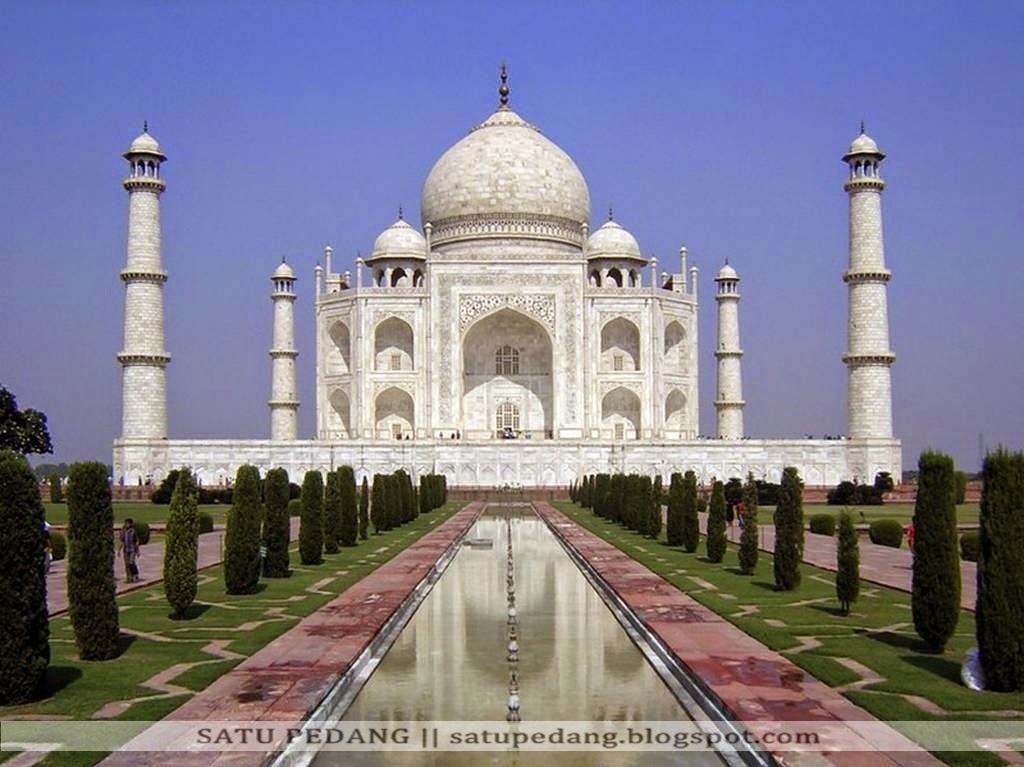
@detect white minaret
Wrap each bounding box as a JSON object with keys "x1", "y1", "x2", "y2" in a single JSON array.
[
  {"x1": 269, "y1": 259, "x2": 299, "y2": 440},
  {"x1": 119, "y1": 125, "x2": 170, "y2": 440},
  {"x1": 714, "y1": 261, "x2": 744, "y2": 439},
  {"x1": 842, "y1": 125, "x2": 894, "y2": 439}
]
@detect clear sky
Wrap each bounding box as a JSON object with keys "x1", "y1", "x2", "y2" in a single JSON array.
[{"x1": 2, "y1": 1, "x2": 1021, "y2": 473}]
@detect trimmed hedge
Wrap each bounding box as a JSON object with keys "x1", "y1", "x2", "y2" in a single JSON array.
[
  {"x1": 0, "y1": 451, "x2": 50, "y2": 703},
  {"x1": 836, "y1": 510, "x2": 860, "y2": 615},
  {"x1": 666, "y1": 473, "x2": 684, "y2": 546},
  {"x1": 49, "y1": 530, "x2": 66, "y2": 560},
  {"x1": 737, "y1": 474, "x2": 759, "y2": 575},
  {"x1": 288, "y1": 498, "x2": 302, "y2": 517},
  {"x1": 224, "y1": 465, "x2": 263, "y2": 594},
  {"x1": 163, "y1": 468, "x2": 199, "y2": 617},
  {"x1": 299, "y1": 470, "x2": 324, "y2": 565},
  {"x1": 134, "y1": 521, "x2": 151, "y2": 546},
  {"x1": 868, "y1": 519, "x2": 904, "y2": 548},
  {"x1": 359, "y1": 477, "x2": 369, "y2": 539},
  {"x1": 706, "y1": 481, "x2": 727, "y2": 563},
  {"x1": 262, "y1": 468, "x2": 291, "y2": 578},
  {"x1": 681, "y1": 471, "x2": 699, "y2": 553},
  {"x1": 773, "y1": 467, "x2": 804, "y2": 591},
  {"x1": 198, "y1": 512, "x2": 214, "y2": 534},
  {"x1": 339, "y1": 466, "x2": 358, "y2": 547},
  {"x1": 323, "y1": 470, "x2": 342, "y2": 555},
  {"x1": 808, "y1": 514, "x2": 836, "y2": 536},
  {"x1": 959, "y1": 531, "x2": 979, "y2": 562}
]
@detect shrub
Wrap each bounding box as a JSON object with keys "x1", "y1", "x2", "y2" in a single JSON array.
[
  {"x1": 198, "y1": 512, "x2": 214, "y2": 534},
  {"x1": 66, "y1": 461, "x2": 119, "y2": 660},
  {"x1": 289, "y1": 482, "x2": 302, "y2": 500},
  {"x1": 163, "y1": 468, "x2": 199, "y2": 617},
  {"x1": 371, "y1": 474, "x2": 385, "y2": 533},
  {"x1": 706, "y1": 481, "x2": 727, "y2": 563},
  {"x1": 49, "y1": 472, "x2": 63, "y2": 503},
  {"x1": 49, "y1": 529, "x2": 66, "y2": 560},
  {"x1": 754, "y1": 480, "x2": 780, "y2": 507},
  {"x1": 150, "y1": 469, "x2": 180, "y2": 504},
  {"x1": 288, "y1": 498, "x2": 302, "y2": 517},
  {"x1": 359, "y1": 476, "x2": 369, "y2": 539},
  {"x1": 836, "y1": 510, "x2": 860, "y2": 615},
  {"x1": 738, "y1": 473, "x2": 759, "y2": 575},
  {"x1": 323, "y1": 470, "x2": 342, "y2": 555},
  {"x1": 224, "y1": 465, "x2": 263, "y2": 594},
  {"x1": 198, "y1": 487, "x2": 232, "y2": 505},
  {"x1": 0, "y1": 451, "x2": 50, "y2": 703},
  {"x1": 133, "y1": 521, "x2": 151, "y2": 546},
  {"x1": 874, "y1": 471, "x2": 895, "y2": 493},
  {"x1": 911, "y1": 451, "x2": 961, "y2": 652},
  {"x1": 666, "y1": 473, "x2": 684, "y2": 546},
  {"x1": 773, "y1": 467, "x2": 804, "y2": 590},
  {"x1": 977, "y1": 449, "x2": 1024, "y2": 691},
  {"x1": 724, "y1": 477, "x2": 743, "y2": 507},
  {"x1": 299, "y1": 470, "x2": 324, "y2": 565},
  {"x1": 681, "y1": 471, "x2": 699, "y2": 553},
  {"x1": 610, "y1": 474, "x2": 626, "y2": 525},
  {"x1": 696, "y1": 496, "x2": 708, "y2": 515},
  {"x1": 828, "y1": 480, "x2": 884, "y2": 506},
  {"x1": 954, "y1": 471, "x2": 968, "y2": 505},
  {"x1": 262, "y1": 468, "x2": 290, "y2": 578},
  {"x1": 808, "y1": 514, "x2": 836, "y2": 536},
  {"x1": 868, "y1": 519, "x2": 904, "y2": 548},
  {"x1": 339, "y1": 466, "x2": 358, "y2": 547},
  {"x1": 959, "y1": 531, "x2": 979, "y2": 562}
]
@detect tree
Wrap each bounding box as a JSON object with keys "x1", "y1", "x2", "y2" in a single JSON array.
[
  {"x1": 738, "y1": 473, "x2": 759, "y2": 575},
  {"x1": 910, "y1": 451, "x2": 961, "y2": 652},
  {"x1": 647, "y1": 476, "x2": 662, "y2": 539},
  {"x1": 681, "y1": 470, "x2": 699, "y2": 553},
  {"x1": 48, "y1": 473, "x2": 63, "y2": 503},
  {"x1": 299, "y1": 470, "x2": 324, "y2": 565},
  {"x1": 0, "y1": 451, "x2": 50, "y2": 703},
  {"x1": 773, "y1": 466, "x2": 804, "y2": 590},
  {"x1": 0, "y1": 386, "x2": 53, "y2": 455},
  {"x1": 224, "y1": 465, "x2": 262, "y2": 594},
  {"x1": 263, "y1": 468, "x2": 291, "y2": 578},
  {"x1": 666, "y1": 473, "x2": 684, "y2": 546},
  {"x1": 339, "y1": 466, "x2": 358, "y2": 547},
  {"x1": 706, "y1": 480, "x2": 727, "y2": 563},
  {"x1": 66, "y1": 462, "x2": 119, "y2": 659},
  {"x1": 163, "y1": 468, "x2": 199, "y2": 616},
  {"x1": 370, "y1": 474, "x2": 385, "y2": 533},
  {"x1": 323, "y1": 470, "x2": 342, "y2": 554},
  {"x1": 359, "y1": 476, "x2": 370, "y2": 539},
  {"x1": 977, "y1": 449, "x2": 1024, "y2": 691},
  {"x1": 836, "y1": 509, "x2": 860, "y2": 615}
]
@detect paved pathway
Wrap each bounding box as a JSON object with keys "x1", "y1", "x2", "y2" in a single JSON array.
[
  {"x1": 98, "y1": 502, "x2": 484, "y2": 767},
  {"x1": 47, "y1": 520, "x2": 301, "y2": 617},
  {"x1": 537, "y1": 502, "x2": 941, "y2": 767},
  {"x1": 699, "y1": 514, "x2": 978, "y2": 611}
]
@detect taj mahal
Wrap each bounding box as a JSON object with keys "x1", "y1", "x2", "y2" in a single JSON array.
[{"x1": 113, "y1": 72, "x2": 901, "y2": 488}]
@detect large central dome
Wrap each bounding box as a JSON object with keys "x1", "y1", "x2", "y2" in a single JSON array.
[{"x1": 420, "y1": 107, "x2": 591, "y2": 247}]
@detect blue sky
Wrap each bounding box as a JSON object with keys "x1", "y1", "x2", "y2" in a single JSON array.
[{"x1": 1, "y1": 1, "x2": 1021, "y2": 472}]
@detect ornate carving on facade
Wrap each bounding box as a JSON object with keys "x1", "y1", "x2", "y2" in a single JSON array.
[
  {"x1": 372, "y1": 310, "x2": 416, "y2": 326},
  {"x1": 430, "y1": 212, "x2": 585, "y2": 248},
  {"x1": 599, "y1": 380, "x2": 642, "y2": 398},
  {"x1": 458, "y1": 293, "x2": 556, "y2": 333},
  {"x1": 372, "y1": 380, "x2": 415, "y2": 398},
  {"x1": 598, "y1": 311, "x2": 642, "y2": 329}
]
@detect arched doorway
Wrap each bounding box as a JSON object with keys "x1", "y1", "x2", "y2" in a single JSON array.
[
  {"x1": 601, "y1": 386, "x2": 641, "y2": 439},
  {"x1": 462, "y1": 308, "x2": 553, "y2": 439},
  {"x1": 601, "y1": 317, "x2": 640, "y2": 371},
  {"x1": 664, "y1": 388, "x2": 687, "y2": 438},
  {"x1": 375, "y1": 387, "x2": 414, "y2": 439},
  {"x1": 374, "y1": 317, "x2": 414, "y2": 371},
  {"x1": 328, "y1": 389, "x2": 351, "y2": 439}
]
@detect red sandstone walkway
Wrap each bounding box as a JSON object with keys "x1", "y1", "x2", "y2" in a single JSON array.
[
  {"x1": 98, "y1": 502, "x2": 484, "y2": 767},
  {"x1": 46, "y1": 520, "x2": 302, "y2": 617},
  {"x1": 536, "y1": 502, "x2": 941, "y2": 767},
  {"x1": 698, "y1": 514, "x2": 978, "y2": 611}
]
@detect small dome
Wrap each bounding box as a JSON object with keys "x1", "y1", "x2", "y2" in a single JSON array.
[
  {"x1": 716, "y1": 263, "x2": 739, "y2": 281},
  {"x1": 272, "y1": 260, "x2": 295, "y2": 279},
  {"x1": 586, "y1": 219, "x2": 643, "y2": 261},
  {"x1": 844, "y1": 129, "x2": 884, "y2": 160},
  {"x1": 370, "y1": 217, "x2": 427, "y2": 260},
  {"x1": 127, "y1": 128, "x2": 165, "y2": 157}
]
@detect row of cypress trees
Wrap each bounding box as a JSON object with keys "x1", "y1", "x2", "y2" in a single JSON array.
[{"x1": 572, "y1": 473, "x2": 661, "y2": 537}]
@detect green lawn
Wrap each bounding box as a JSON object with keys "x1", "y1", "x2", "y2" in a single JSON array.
[
  {"x1": 756, "y1": 503, "x2": 979, "y2": 527},
  {"x1": 44, "y1": 502, "x2": 230, "y2": 527},
  {"x1": 555, "y1": 502, "x2": 1021, "y2": 767},
  {"x1": 1, "y1": 503, "x2": 464, "y2": 767}
]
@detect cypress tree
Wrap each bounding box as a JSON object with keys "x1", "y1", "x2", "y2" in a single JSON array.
[
  {"x1": 225, "y1": 465, "x2": 262, "y2": 593},
  {"x1": 339, "y1": 466, "x2": 358, "y2": 546},
  {"x1": 371, "y1": 474, "x2": 385, "y2": 533},
  {"x1": 911, "y1": 451, "x2": 961, "y2": 652},
  {"x1": 706, "y1": 480, "x2": 727, "y2": 563},
  {"x1": 262, "y1": 467, "x2": 291, "y2": 577},
  {"x1": 359, "y1": 476, "x2": 370, "y2": 539},
  {"x1": 299, "y1": 470, "x2": 324, "y2": 564},
  {"x1": 164, "y1": 468, "x2": 199, "y2": 616},
  {"x1": 581, "y1": 475, "x2": 592, "y2": 508},
  {"x1": 773, "y1": 466, "x2": 804, "y2": 590},
  {"x1": 681, "y1": 470, "x2": 699, "y2": 553},
  {"x1": 323, "y1": 469, "x2": 342, "y2": 554},
  {"x1": 66, "y1": 461, "x2": 119, "y2": 660},
  {"x1": 738, "y1": 473, "x2": 759, "y2": 575},
  {"x1": 647, "y1": 476, "x2": 662, "y2": 539},
  {"x1": 48, "y1": 472, "x2": 63, "y2": 503},
  {"x1": 666, "y1": 473, "x2": 684, "y2": 546},
  {"x1": 610, "y1": 473, "x2": 626, "y2": 525},
  {"x1": 977, "y1": 449, "x2": 1024, "y2": 690},
  {"x1": 419, "y1": 477, "x2": 430, "y2": 514},
  {"x1": 0, "y1": 451, "x2": 50, "y2": 703},
  {"x1": 836, "y1": 509, "x2": 860, "y2": 615}
]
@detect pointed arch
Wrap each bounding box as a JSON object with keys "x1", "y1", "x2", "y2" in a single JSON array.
[
  {"x1": 328, "y1": 389, "x2": 351, "y2": 439},
  {"x1": 374, "y1": 316, "x2": 414, "y2": 370},
  {"x1": 601, "y1": 317, "x2": 640, "y2": 371},
  {"x1": 326, "y1": 320, "x2": 351, "y2": 375},
  {"x1": 664, "y1": 388, "x2": 688, "y2": 437},
  {"x1": 375, "y1": 386, "x2": 414, "y2": 439},
  {"x1": 601, "y1": 386, "x2": 641, "y2": 439}
]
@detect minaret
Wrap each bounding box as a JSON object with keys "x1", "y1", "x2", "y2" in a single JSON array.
[
  {"x1": 269, "y1": 259, "x2": 299, "y2": 440},
  {"x1": 842, "y1": 125, "x2": 894, "y2": 439},
  {"x1": 119, "y1": 124, "x2": 170, "y2": 440},
  {"x1": 714, "y1": 261, "x2": 744, "y2": 439}
]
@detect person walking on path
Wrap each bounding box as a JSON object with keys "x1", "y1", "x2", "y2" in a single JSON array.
[{"x1": 118, "y1": 518, "x2": 141, "y2": 583}]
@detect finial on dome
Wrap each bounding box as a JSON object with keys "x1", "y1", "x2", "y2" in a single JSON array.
[
  {"x1": 498, "y1": 62, "x2": 510, "y2": 108},
  {"x1": 860, "y1": 120, "x2": 866, "y2": 134},
  {"x1": 725, "y1": 256, "x2": 729, "y2": 265},
  {"x1": 608, "y1": 205, "x2": 614, "y2": 222},
  {"x1": 143, "y1": 119, "x2": 148, "y2": 133},
  {"x1": 281, "y1": 256, "x2": 286, "y2": 264},
  {"x1": 398, "y1": 205, "x2": 404, "y2": 220}
]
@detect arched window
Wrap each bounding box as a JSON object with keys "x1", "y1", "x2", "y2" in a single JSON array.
[
  {"x1": 495, "y1": 401, "x2": 520, "y2": 435},
  {"x1": 495, "y1": 345, "x2": 520, "y2": 375}
]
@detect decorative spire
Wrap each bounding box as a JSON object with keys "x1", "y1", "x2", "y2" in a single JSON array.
[
  {"x1": 498, "y1": 62, "x2": 510, "y2": 108},
  {"x1": 143, "y1": 119, "x2": 149, "y2": 133},
  {"x1": 281, "y1": 256, "x2": 287, "y2": 264},
  {"x1": 860, "y1": 120, "x2": 866, "y2": 135},
  {"x1": 608, "y1": 205, "x2": 614, "y2": 222},
  {"x1": 725, "y1": 256, "x2": 730, "y2": 265},
  {"x1": 398, "y1": 205, "x2": 404, "y2": 220}
]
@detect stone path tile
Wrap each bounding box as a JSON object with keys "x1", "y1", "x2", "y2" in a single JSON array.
[
  {"x1": 47, "y1": 520, "x2": 301, "y2": 617},
  {"x1": 97, "y1": 503, "x2": 483, "y2": 767},
  {"x1": 699, "y1": 514, "x2": 977, "y2": 611},
  {"x1": 536, "y1": 503, "x2": 942, "y2": 767}
]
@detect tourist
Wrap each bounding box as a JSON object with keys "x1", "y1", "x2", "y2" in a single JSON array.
[
  {"x1": 906, "y1": 521, "x2": 915, "y2": 552},
  {"x1": 119, "y1": 518, "x2": 141, "y2": 583}
]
